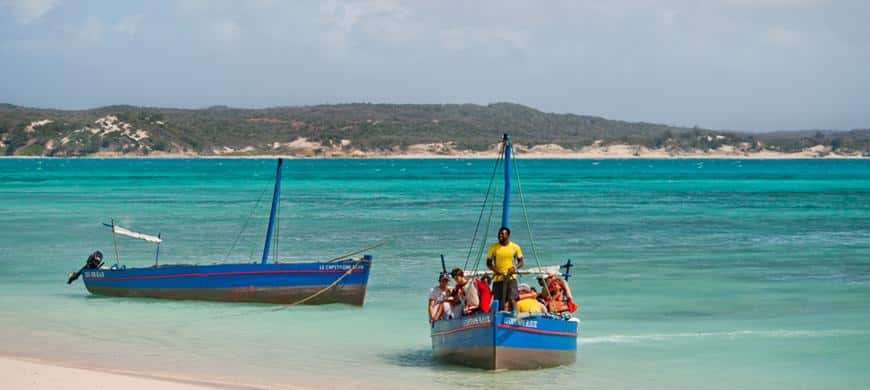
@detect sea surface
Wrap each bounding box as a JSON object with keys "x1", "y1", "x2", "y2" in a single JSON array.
[{"x1": 1, "y1": 158, "x2": 868, "y2": 389}]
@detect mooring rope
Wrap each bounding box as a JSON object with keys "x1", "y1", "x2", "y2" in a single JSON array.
[
  {"x1": 272, "y1": 257, "x2": 368, "y2": 309},
  {"x1": 325, "y1": 240, "x2": 388, "y2": 263}
]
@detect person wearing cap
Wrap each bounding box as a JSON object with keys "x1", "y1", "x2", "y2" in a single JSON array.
[
  {"x1": 450, "y1": 267, "x2": 480, "y2": 315},
  {"x1": 516, "y1": 283, "x2": 546, "y2": 313},
  {"x1": 428, "y1": 273, "x2": 455, "y2": 321},
  {"x1": 486, "y1": 227, "x2": 524, "y2": 312}
]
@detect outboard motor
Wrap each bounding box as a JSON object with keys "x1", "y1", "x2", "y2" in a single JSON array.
[{"x1": 67, "y1": 250, "x2": 104, "y2": 284}]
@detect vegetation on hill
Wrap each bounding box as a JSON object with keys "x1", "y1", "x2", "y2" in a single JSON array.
[{"x1": 0, "y1": 102, "x2": 867, "y2": 156}]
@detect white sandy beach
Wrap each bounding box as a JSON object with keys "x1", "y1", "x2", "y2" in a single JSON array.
[
  {"x1": 1, "y1": 146, "x2": 865, "y2": 159},
  {"x1": 0, "y1": 356, "x2": 270, "y2": 390}
]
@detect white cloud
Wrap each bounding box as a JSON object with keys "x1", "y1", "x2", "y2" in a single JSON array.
[
  {"x1": 209, "y1": 19, "x2": 241, "y2": 43},
  {"x1": 722, "y1": 0, "x2": 825, "y2": 7},
  {"x1": 1, "y1": 0, "x2": 60, "y2": 24},
  {"x1": 318, "y1": 0, "x2": 416, "y2": 53},
  {"x1": 114, "y1": 14, "x2": 143, "y2": 35},
  {"x1": 75, "y1": 17, "x2": 104, "y2": 44},
  {"x1": 765, "y1": 26, "x2": 800, "y2": 46},
  {"x1": 439, "y1": 27, "x2": 529, "y2": 55}
]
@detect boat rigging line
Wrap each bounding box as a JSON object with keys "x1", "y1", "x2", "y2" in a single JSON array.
[{"x1": 223, "y1": 184, "x2": 271, "y2": 263}]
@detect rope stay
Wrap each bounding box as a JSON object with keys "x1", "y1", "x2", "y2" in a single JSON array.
[
  {"x1": 455, "y1": 136, "x2": 560, "y2": 301},
  {"x1": 325, "y1": 240, "x2": 388, "y2": 263},
  {"x1": 223, "y1": 184, "x2": 271, "y2": 263},
  {"x1": 466, "y1": 139, "x2": 506, "y2": 274},
  {"x1": 513, "y1": 157, "x2": 545, "y2": 271},
  {"x1": 470, "y1": 181, "x2": 501, "y2": 275},
  {"x1": 462, "y1": 145, "x2": 505, "y2": 271}
]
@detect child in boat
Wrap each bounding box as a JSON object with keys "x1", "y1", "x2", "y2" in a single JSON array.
[
  {"x1": 516, "y1": 283, "x2": 547, "y2": 313},
  {"x1": 428, "y1": 273, "x2": 455, "y2": 321}
]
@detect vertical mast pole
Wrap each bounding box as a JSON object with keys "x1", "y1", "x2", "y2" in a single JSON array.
[
  {"x1": 261, "y1": 158, "x2": 283, "y2": 264},
  {"x1": 154, "y1": 232, "x2": 161, "y2": 266},
  {"x1": 501, "y1": 134, "x2": 512, "y2": 229}
]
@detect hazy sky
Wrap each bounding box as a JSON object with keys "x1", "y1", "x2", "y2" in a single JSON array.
[{"x1": 1, "y1": 0, "x2": 867, "y2": 131}]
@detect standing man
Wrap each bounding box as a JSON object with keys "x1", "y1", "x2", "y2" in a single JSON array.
[{"x1": 486, "y1": 227, "x2": 524, "y2": 312}]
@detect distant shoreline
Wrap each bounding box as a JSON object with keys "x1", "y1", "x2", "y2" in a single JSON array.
[{"x1": 0, "y1": 151, "x2": 866, "y2": 159}]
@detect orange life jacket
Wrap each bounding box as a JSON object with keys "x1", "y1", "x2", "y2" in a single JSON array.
[{"x1": 544, "y1": 277, "x2": 577, "y2": 313}]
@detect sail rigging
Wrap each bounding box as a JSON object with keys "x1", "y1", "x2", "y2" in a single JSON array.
[{"x1": 104, "y1": 223, "x2": 162, "y2": 243}]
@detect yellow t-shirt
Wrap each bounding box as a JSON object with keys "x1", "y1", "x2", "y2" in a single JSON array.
[
  {"x1": 517, "y1": 297, "x2": 543, "y2": 313},
  {"x1": 487, "y1": 241, "x2": 523, "y2": 281}
]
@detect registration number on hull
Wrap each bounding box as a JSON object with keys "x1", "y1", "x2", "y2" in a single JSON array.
[{"x1": 502, "y1": 317, "x2": 538, "y2": 329}]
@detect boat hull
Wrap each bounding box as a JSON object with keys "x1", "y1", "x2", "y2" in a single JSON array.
[
  {"x1": 431, "y1": 311, "x2": 578, "y2": 370},
  {"x1": 82, "y1": 259, "x2": 371, "y2": 306}
]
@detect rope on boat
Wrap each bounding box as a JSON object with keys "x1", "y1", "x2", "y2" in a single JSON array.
[
  {"x1": 513, "y1": 158, "x2": 545, "y2": 271},
  {"x1": 463, "y1": 145, "x2": 504, "y2": 271},
  {"x1": 273, "y1": 257, "x2": 368, "y2": 309},
  {"x1": 223, "y1": 184, "x2": 271, "y2": 263},
  {"x1": 513, "y1": 157, "x2": 553, "y2": 300},
  {"x1": 325, "y1": 240, "x2": 388, "y2": 263}
]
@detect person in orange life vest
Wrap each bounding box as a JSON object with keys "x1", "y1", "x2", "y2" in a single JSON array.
[
  {"x1": 486, "y1": 227, "x2": 524, "y2": 312},
  {"x1": 538, "y1": 274, "x2": 578, "y2": 313},
  {"x1": 450, "y1": 268, "x2": 480, "y2": 315}
]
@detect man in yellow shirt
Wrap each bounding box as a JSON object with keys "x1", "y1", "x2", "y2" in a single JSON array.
[{"x1": 486, "y1": 227, "x2": 524, "y2": 312}]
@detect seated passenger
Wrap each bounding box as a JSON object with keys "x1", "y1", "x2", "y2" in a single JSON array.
[
  {"x1": 516, "y1": 283, "x2": 546, "y2": 313},
  {"x1": 450, "y1": 268, "x2": 480, "y2": 315},
  {"x1": 428, "y1": 273, "x2": 454, "y2": 321},
  {"x1": 539, "y1": 274, "x2": 578, "y2": 313}
]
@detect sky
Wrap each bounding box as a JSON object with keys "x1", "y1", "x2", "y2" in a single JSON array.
[{"x1": 0, "y1": 0, "x2": 868, "y2": 132}]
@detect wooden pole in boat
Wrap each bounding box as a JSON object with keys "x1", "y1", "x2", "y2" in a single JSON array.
[{"x1": 261, "y1": 158, "x2": 283, "y2": 264}]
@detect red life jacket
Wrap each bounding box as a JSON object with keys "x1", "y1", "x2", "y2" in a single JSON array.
[{"x1": 474, "y1": 278, "x2": 492, "y2": 313}]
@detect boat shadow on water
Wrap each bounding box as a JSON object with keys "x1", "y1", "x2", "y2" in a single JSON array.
[{"x1": 379, "y1": 348, "x2": 473, "y2": 371}]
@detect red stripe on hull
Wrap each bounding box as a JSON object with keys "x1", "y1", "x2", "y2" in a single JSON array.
[
  {"x1": 430, "y1": 322, "x2": 492, "y2": 337},
  {"x1": 496, "y1": 324, "x2": 577, "y2": 337},
  {"x1": 88, "y1": 268, "x2": 365, "y2": 282}
]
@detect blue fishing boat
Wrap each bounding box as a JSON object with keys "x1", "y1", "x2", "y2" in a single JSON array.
[
  {"x1": 67, "y1": 159, "x2": 374, "y2": 306},
  {"x1": 430, "y1": 134, "x2": 579, "y2": 369}
]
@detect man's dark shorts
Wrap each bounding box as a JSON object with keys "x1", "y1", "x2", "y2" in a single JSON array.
[{"x1": 491, "y1": 278, "x2": 518, "y2": 309}]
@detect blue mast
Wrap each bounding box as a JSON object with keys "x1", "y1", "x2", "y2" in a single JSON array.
[
  {"x1": 261, "y1": 158, "x2": 283, "y2": 264},
  {"x1": 501, "y1": 134, "x2": 512, "y2": 229}
]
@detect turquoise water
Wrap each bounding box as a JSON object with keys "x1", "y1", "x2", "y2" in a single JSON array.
[{"x1": 1, "y1": 158, "x2": 869, "y2": 389}]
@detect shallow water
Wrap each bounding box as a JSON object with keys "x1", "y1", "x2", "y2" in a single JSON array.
[{"x1": 1, "y1": 158, "x2": 868, "y2": 389}]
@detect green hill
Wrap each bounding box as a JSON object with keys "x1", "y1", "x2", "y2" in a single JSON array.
[{"x1": 0, "y1": 102, "x2": 866, "y2": 156}]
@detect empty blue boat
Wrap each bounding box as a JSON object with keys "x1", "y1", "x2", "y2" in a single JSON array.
[{"x1": 70, "y1": 159, "x2": 374, "y2": 306}]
